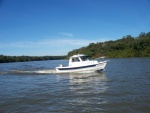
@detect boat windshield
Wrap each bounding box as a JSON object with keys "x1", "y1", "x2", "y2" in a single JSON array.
[{"x1": 80, "y1": 56, "x2": 90, "y2": 61}]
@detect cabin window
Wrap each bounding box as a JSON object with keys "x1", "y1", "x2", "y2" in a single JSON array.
[
  {"x1": 72, "y1": 57, "x2": 80, "y2": 62},
  {"x1": 80, "y1": 56, "x2": 89, "y2": 61}
]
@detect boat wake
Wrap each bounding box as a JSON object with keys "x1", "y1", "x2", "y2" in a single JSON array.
[
  {"x1": 0, "y1": 69, "x2": 57, "y2": 75},
  {"x1": 0, "y1": 69, "x2": 104, "y2": 75}
]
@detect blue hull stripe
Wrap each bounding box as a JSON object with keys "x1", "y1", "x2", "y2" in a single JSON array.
[{"x1": 57, "y1": 64, "x2": 97, "y2": 70}]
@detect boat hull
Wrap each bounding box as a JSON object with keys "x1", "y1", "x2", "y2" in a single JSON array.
[{"x1": 56, "y1": 61, "x2": 107, "y2": 73}]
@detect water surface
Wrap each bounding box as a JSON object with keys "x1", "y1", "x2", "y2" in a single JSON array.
[{"x1": 0, "y1": 58, "x2": 150, "y2": 112}]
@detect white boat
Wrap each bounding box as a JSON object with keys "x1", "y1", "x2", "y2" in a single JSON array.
[{"x1": 56, "y1": 54, "x2": 108, "y2": 73}]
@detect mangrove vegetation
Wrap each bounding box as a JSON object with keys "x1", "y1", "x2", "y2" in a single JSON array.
[
  {"x1": 0, "y1": 55, "x2": 66, "y2": 63},
  {"x1": 68, "y1": 32, "x2": 150, "y2": 58},
  {"x1": 1, "y1": 32, "x2": 150, "y2": 63}
]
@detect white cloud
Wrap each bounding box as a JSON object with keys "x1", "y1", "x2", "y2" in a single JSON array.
[
  {"x1": 58, "y1": 32, "x2": 74, "y2": 37},
  {"x1": 0, "y1": 36, "x2": 108, "y2": 55},
  {"x1": 0, "y1": 37, "x2": 108, "y2": 49}
]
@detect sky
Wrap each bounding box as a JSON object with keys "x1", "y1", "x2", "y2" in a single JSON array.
[{"x1": 0, "y1": 0, "x2": 150, "y2": 56}]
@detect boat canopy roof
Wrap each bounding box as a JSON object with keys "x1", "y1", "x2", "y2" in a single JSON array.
[{"x1": 70, "y1": 54, "x2": 88, "y2": 58}]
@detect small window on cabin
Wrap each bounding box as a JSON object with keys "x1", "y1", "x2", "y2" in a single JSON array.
[{"x1": 72, "y1": 57, "x2": 80, "y2": 62}]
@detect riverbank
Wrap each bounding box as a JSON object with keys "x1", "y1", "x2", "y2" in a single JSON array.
[
  {"x1": 0, "y1": 55, "x2": 66, "y2": 63},
  {"x1": 68, "y1": 32, "x2": 150, "y2": 58}
]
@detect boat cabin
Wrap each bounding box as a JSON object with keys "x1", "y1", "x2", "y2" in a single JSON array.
[{"x1": 68, "y1": 54, "x2": 98, "y2": 67}]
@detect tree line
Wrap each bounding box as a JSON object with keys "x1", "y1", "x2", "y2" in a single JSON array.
[
  {"x1": 1, "y1": 31, "x2": 150, "y2": 63},
  {"x1": 68, "y1": 32, "x2": 150, "y2": 58},
  {"x1": 0, "y1": 55, "x2": 66, "y2": 63}
]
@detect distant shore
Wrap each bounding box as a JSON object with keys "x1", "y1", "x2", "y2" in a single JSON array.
[
  {"x1": 0, "y1": 55, "x2": 66, "y2": 63},
  {"x1": 1, "y1": 32, "x2": 150, "y2": 63}
]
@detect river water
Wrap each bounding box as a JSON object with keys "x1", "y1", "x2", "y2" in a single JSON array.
[{"x1": 0, "y1": 58, "x2": 150, "y2": 113}]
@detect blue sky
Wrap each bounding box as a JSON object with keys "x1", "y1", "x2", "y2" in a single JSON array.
[{"x1": 0, "y1": 0, "x2": 150, "y2": 56}]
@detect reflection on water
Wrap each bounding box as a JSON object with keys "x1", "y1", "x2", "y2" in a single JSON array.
[
  {"x1": 69, "y1": 72, "x2": 107, "y2": 84},
  {"x1": 56, "y1": 72, "x2": 108, "y2": 106}
]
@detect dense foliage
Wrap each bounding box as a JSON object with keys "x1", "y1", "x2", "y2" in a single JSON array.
[
  {"x1": 0, "y1": 55, "x2": 66, "y2": 63},
  {"x1": 68, "y1": 32, "x2": 150, "y2": 58},
  {"x1": 1, "y1": 32, "x2": 149, "y2": 63}
]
